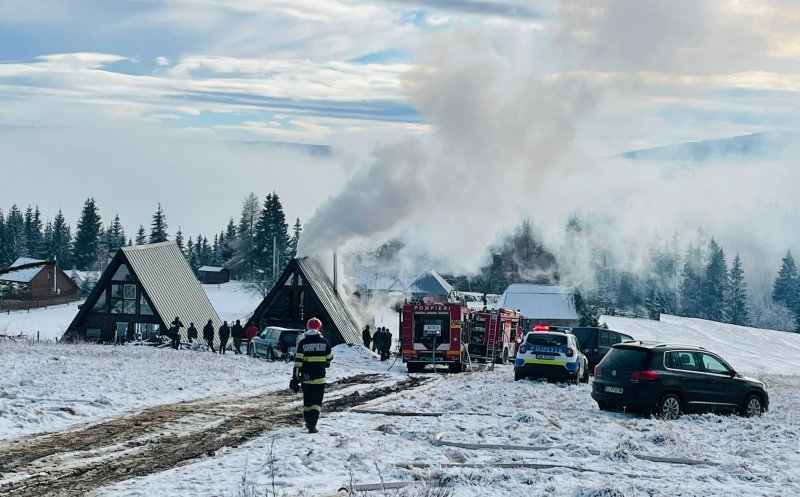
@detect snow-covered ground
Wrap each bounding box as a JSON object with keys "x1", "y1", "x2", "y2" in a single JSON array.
[
  {"x1": 602, "y1": 314, "x2": 800, "y2": 375},
  {"x1": 202, "y1": 282, "x2": 264, "y2": 324},
  {"x1": 3, "y1": 299, "x2": 800, "y2": 496}
]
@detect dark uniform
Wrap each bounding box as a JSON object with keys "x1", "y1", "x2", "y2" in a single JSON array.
[{"x1": 294, "y1": 329, "x2": 333, "y2": 433}]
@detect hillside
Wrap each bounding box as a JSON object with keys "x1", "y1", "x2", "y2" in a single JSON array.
[{"x1": 602, "y1": 314, "x2": 800, "y2": 375}]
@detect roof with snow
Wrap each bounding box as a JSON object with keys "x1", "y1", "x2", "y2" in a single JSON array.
[
  {"x1": 198, "y1": 266, "x2": 227, "y2": 273},
  {"x1": 0, "y1": 257, "x2": 48, "y2": 283},
  {"x1": 497, "y1": 284, "x2": 578, "y2": 321},
  {"x1": 406, "y1": 270, "x2": 453, "y2": 296}
]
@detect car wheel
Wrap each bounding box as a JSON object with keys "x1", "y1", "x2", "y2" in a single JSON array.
[
  {"x1": 514, "y1": 370, "x2": 524, "y2": 381},
  {"x1": 597, "y1": 401, "x2": 611, "y2": 411},
  {"x1": 657, "y1": 393, "x2": 682, "y2": 420},
  {"x1": 267, "y1": 347, "x2": 276, "y2": 361},
  {"x1": 580, "y1": 365, "x2": 590, "y2": 383},
  {"x1": 741, "y1": 394, "x2": 764, "y2": 417},
  {"x1": 247, "y1": 344, "x2": 255, "y2": 358}
]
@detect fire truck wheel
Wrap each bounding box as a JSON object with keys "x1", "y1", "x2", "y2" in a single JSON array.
[
  {"x1": 407, "y1": 363, "x2": 424, "y2": 373},
  {"x1": 448, "y1": 363, "x2": 463, "y2": 374}
]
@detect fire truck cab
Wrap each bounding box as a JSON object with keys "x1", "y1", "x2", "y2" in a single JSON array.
[
  {"x1": 468, "y1": 308, "x2": 521, "y2": 364},
  {"x1": 400, "y1": 302, "x2": 469, "y2": 373}
]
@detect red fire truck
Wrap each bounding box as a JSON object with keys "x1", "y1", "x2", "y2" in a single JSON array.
[
  {"x1": 467, "y1": 308, "x2": 522, "y2": 364},
  {"x1": 400, "y1": 302, "x2": 470, "y2": 373}
]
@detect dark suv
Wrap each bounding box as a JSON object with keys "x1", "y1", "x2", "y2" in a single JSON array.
[
  {"x1": 570, "y1": 327, "x2": 634, "y2": 374},
  {"x1": 591, "y1": 342, "x2": 768, "y2": 419}
]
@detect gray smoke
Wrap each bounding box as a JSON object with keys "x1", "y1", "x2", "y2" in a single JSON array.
[{"x1": 298, "y1": 27, "x2": 600, "y2": 271}]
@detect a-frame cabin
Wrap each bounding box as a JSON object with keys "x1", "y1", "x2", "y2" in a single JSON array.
[
  {"x1": 250, "y1": 257, "x2": 362, "y2": 346},
  {"x1": 64, "y1": 242, "x2": 222, "y2": 344}
]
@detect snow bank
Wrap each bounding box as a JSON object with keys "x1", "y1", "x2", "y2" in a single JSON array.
[{"x1": 602, "y1": 314, "x2": 800, "y2": 375}]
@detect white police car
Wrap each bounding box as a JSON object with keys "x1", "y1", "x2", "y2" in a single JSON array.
[{"x1": 514, "y1": 328, "x2": 588, "y2": 383}]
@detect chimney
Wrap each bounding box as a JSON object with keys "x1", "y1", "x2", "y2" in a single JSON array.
[{"x1": 333, "y1": 250, "x2": 338, "y2": 294}]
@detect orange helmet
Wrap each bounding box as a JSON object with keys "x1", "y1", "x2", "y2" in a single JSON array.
[{"x1": 307, "y1": 317, "x2": 322, "y2": 331}]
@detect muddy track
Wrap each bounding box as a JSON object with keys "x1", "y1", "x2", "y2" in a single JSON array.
[{"x1": 0, "y1": 374, "x2": 427, "y2": 497}]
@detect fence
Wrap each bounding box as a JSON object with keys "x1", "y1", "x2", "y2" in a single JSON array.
[{"x1": 0, "y1": 295, "x2": 83, "y2": 312}]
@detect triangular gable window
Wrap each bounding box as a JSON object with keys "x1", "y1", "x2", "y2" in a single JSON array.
[{"x1": 112, "y1": 264, "x2": 132, "y2": 281}]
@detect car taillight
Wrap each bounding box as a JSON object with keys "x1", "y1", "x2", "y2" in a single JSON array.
[
  {"x1": 519, "y1": 344, "x2": 527, "y2": 353},
  {"x1": 594, "y1": 365, "x2": 601, "y2": 376},
  {"x1": 631, "y1": 370, "x2": 658, "y2": 381},
  {"x1": 565, "y1": 348, "x2": 574, "y2": 357}
]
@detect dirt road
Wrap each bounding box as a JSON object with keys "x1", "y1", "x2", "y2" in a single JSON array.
[{"x1": 0, "y1": 373, "x2": 426, "y2": 497}]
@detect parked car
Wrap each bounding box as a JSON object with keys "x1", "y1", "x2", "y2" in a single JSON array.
[
  {"x1": 514, "y1": 330, "x2": 588, "y2": 383},
  {"x1": 570, "y1": 327, "x2": 634, "y2": 374},
  {"x1": 248, "y1": 326, "x2": 303, "y2": 361},
  {"x1": 591, "y1": 342, "x2": 769, "y2": 419}
]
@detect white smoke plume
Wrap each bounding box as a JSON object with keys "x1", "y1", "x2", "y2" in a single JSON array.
[{"x1": 300, "y1": 1, "x2": 800, "y2": 297}]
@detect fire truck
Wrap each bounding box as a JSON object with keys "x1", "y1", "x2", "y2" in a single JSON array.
[
  {"x1": 400, "y1": 302, "x2": 470, "y2": 373},
  {"x1": 467, "y1": 308, "x2": 522, "y2": 364}
]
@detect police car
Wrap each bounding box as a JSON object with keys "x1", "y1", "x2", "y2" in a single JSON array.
[{"x1": 514, "y1": 326, "x2": 589, "y2": 383}]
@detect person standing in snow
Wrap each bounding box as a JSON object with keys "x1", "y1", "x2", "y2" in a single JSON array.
[
  {"x1": 294, "y1": 317, "x2": 333, "y2": 434},
  {"x1": 232, "y1": 319, "x2": 244, "y2": 355},
  {"x1": 372, "y1": 327, "x2": 387, "y2": 360},
  {"x1": 245, "y1": 321, "x2": 259, "y2": 353},
  {"x1": 203, "y1": 319, "x2": 216, "y2": 352},
  {"x1": 362, "y1": 325, "x2": 372, "y2": 350},
  {"x1": 219, "y1": 321, "x2": 231, "y2": 354},
  {"x1": 187, "y1": 322, "x2": 198, "y2": 343},
  {"x1": 170, "y1": 317, "x2": 184, "y2": 350},
  {"x1": 382, "y1": 327, "x2": 393, "y2": 361}
]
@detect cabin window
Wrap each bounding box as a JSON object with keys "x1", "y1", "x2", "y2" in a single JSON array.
[
  {"x1": 85, "y1": 328, "x2": 101, "y2": 341},
  {"x1": 140, "y1": 295, "x2": 154, "y2": 315},
  {"x1": 135, "y1": 323, "x2": 160, "y2": 340},
  {"x1": 91, "y1": 291, "x2": 107, "y2": 313},
  {"x1": 112, "y1": 264, "x2": 132, "y2": 281},
  {"x1": 110, "y1": 283, "x2": 138, "y2": 314}
]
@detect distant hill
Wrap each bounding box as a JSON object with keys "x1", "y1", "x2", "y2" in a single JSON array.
[{"x1": 620, "y1": 131, "x2": 797, "y2": 161}]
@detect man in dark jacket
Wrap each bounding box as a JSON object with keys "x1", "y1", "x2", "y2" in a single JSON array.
[
  {"x1": 219, "y1": 321, "x2": 231, "y2": 354},
  {"x1": 202, "y1": 319, "x2": 216, "y2": 352},
  {"x1": 372, "y1": 327, "x2": 387, "y2": 360},
  {"x1": 232, "y1": 319, "x2": 244, "y2": 355},
  {"x1": 362, "y1": 325, "x2": 372, "y2": 350},
  {"x1": 294, "y1": 317, "x2": 333, "y2": 433},
  {"x1": 187, "y1": 322, "x2": 198, "y2": 343},
  {"x1": 170, "y1": 317, "x2": 184, "y2": 350}
]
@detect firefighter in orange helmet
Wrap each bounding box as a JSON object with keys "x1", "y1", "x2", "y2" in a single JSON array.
[{"x1": 293, "y1": 317, "x2": 333, "y2": 433}]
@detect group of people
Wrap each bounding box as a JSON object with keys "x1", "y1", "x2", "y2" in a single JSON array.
[
  {"x1": 168, "y1": 317, "x2": 259, "y2": 354},
  {"x1": 362, "y1": 325, "x2": 393, "y2": 361}
]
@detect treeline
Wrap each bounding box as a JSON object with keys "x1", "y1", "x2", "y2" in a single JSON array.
[
  {"x1": 436, "y1": 218, "x2": 795, "y2": 332},
  {"x1": 0, "y1": 193, "x2": 301, "y2": 283}
]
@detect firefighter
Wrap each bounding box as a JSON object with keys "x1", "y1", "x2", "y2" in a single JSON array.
[{"x1": 293, "y1": 317, "x2": 333, "y2": 433}]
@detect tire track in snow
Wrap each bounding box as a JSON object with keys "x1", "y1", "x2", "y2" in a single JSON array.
[{"x1": 0, "y1": 374, "x2": 428, "y2": 497}]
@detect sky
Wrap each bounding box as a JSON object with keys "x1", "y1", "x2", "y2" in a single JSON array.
[{"x1": 2, "y1": 0, "x2": 800, "y2": 275}]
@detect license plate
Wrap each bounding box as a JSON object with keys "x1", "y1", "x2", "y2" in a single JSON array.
[
  {"x1": 535, "y1": 354, "x2": 552, "y2": 360},
  {"x1": 604, "y1": 386, "x2": 623, "y2": 394}
]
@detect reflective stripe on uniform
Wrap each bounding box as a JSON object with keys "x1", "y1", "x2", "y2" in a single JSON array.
[
  {"x1": 303, "y1": 356, "x2": 329, "y2": 363},
  {"x1": 326, "y1": 354, "x2": 334, "y2": 361},
  {"x1": 302, "y1": 378, "x2": 326, "y2": 385},
  {"x1": 303, "y1": 405, "x2": 322, "y2": 412},
  {"x1": 295, "y1": 352, "x2": 305, "y2": 359}
]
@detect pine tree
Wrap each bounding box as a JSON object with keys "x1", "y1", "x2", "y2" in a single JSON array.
[
  {"x1": 702, "y1": 238, "x2": 728, "y2": 322},
  {"x1": 220, "y1": 218, "x2": 236, "y2": 263},
  {"x1": 772, "y1": 250, "x2": 797, "y2": 306},
  {"x1": 0, "y1": 209, "x2": 6, "y2": 266},
  {"x1": 72, "y1": 198, "x2": 102, "y2": 270},
  {"x1": 24, "y1": 206, "x2": 44, "y2": 259},
  {"x1": 235, "y1": 193, "x2": 260, "y2": 278},
  {"x1": 135, "y1": 225, "x2": 147, "y2": 245},
  {"x1": 51, "y1": 210, "x2": 72, "y2": 267},
  {"x1": 149, "y1": 203, "x2": 169, "y2": 243},
  {"x1": 175, "y1": 228, "x2": 185, "y2": 254},
  {"x1": 254, "y1": 192, "x2": 291, "y2": 279},
  {"x1": 212, "y1": 234, "x2": 220, "y2": 265},
  {"x1": 726, "y1": 253, "x2": 749, "y2": 325},
  {"x1": 187, "y1": 237, "x2": 199, "y2": 272},
  {"x1": 107, "y1": 215, "x2": 126, "y2": 253},
  {"x1": 6, "y1": 205, "x2": 28, "y2": 259},
  {"x1": 680, "y1": 242, "x2": 705, "y2": 318},
  {"x1": 289, "y1": 217, "x2": 302, "y2": 258},
  {"x1": 42, "y1": 220, "x2": 53, "y2": 259}
]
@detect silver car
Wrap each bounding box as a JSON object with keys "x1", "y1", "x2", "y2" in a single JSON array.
[{"x1": 248, "y1": 326, "x2": 303, "y2": 361}]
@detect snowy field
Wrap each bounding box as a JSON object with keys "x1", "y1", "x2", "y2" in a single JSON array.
[{"x1": 2, "y1": 302, "x2": 800, "y2": 496}]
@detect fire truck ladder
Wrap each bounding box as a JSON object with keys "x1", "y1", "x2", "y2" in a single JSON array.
[{"x1": 485, "y1": 313, "x2": 498, "y2": 371}]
